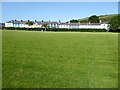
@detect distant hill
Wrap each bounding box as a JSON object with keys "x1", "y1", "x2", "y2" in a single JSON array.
[{"x1": 78, "y1": 14, "x2": 118, "y2": 23}]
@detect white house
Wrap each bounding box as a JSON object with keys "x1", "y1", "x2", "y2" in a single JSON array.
[
  {"x1": 5, "y1": 20, "x2": 14, "y2": 27},
  {"x1": 5, "y1": 20, "x2": 109, "y2": 30}
]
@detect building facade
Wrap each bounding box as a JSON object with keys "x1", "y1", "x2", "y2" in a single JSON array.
[{"x1": 5, "y1": 20, "x2": 109, "y2": 30}]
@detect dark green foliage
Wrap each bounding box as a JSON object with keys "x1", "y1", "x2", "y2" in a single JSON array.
[
  {"x1": 26, "y1": 20, "x2": 33, "y2": 26},
  {"x1": 79, "y1": 19, "x2": 88, "y2": 23},
  {"x1": 4, "y1": 27, "x2": 44, "y2": 31},
  {"x1": 42, "y1": 24, "x2": 49, "y2": 31},
  {"x1": 88, "y1": 15, "x2": 99, "y2": 23},
  {"x1": 78, "y1": 14, "x2": 117, "y2": 23},
  {"x1": 109, "y1": 29, "x2": 120, "y2": 32},
  {"x1": 4, "y1": 27, "x2": 106, "y2": 32},
  {"x1": 109, "y1": 14, "x2": 120, "y2": 31},
  {"x1": 70, "y1": 19, "x2": 79, "y2": 23},
  {"x1": 47, "y1": 28, "x2": 106, "y2": 32},
  {"x1": 42, "y1": 24, "x2": 48, "y2": 28}
]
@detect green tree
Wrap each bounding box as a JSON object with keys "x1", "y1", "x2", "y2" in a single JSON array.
[
  {"x1": 88, "y1": 15, "x2": 99, "y2": 23},
  {"x1": 26, "y1": 20, "x2": 33, "y2": 26},
  {"x1": 109, "y1": 14, "x2": 120, "y2": 31},
  {"x1": 42, "y1": 24, "x2": 49, "y2": 31},
  {"x1": 70, "y1": 19, "x2": 79, "y2": 23}
]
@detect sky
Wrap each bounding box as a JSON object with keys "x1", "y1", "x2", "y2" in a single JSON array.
[{"x1": 2, "y1": 2, "x2": 118, "y2": 23}]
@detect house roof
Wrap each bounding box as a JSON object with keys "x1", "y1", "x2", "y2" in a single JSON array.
[
  {"x1": 36, "y1": 21, "x2": 59, "y2": 25},
  {"x1": 6, "y1": 20, "x2": 106, "y2": 25},
  {"x1": 6, "y1": 20, "x2": 27, "y2": 24},
  {"x1": 6, "y1": 20, "x2": 14, "y2": 23}
]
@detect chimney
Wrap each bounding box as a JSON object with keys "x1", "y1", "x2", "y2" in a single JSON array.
[
  {"x1": 59, "y1": 20, "x2": 61, "y2": 23},
  {"x1": 35, "y1": 20, "x2": 37, "y2": 22}
]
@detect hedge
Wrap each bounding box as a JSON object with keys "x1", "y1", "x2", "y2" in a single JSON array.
[
  {"x1": 47, "y1": 28, "x2": 106, "y2": 32},
  {"x1": 109, "y1": 29, "x2": 120, "y2": 32},
  {"x1": 3, "y1": 27, "x2": 107, "y2": 32}
]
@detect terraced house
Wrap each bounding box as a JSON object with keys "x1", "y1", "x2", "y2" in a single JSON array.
[{"x1": 5, "y1": 20, "x2": 109, "y2": 30}]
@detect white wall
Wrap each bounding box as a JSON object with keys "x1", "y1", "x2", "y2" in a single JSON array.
[
  {"x1": 19, "y1": 23, "x2": 42, "y2": 28},
  {"x1": 101, "y1": 24, "x2": 109, "y2": 30},
  {"x1": 5, "y1": 23, "x2": 13, "y2": 27},
  {"x1": 79, "y1": 25, "x2": 101, "y2": 29},
  {"x1": 59, "y1": 24, "x2": 69, "y2": 28},
  {"x1": 20, "y1": 24, "x2": 25, "y2": 28},
  {"x1": 79, "y1": 24, "x2": 109, "y2": 29},
  {"x1": 5, "y1": 22, "x2": 109, "y2": 30}
]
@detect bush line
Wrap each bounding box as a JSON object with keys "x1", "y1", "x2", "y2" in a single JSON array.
[{"x1": 2, "y1": 27, "x2": 107, "y2": 32}]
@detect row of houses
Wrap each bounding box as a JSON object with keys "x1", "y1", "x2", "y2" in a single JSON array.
[{"x1": 5, "y1": 20, "x2": 109, "y2": 30}]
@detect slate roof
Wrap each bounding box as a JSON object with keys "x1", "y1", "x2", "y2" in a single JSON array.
[
  {"x1": 6, "y1": 20, "x2": 27, "y2": 24},
  {"x1": 6, "y1": 20, "x2": 104, "y2": 25},
  {"x1": 6, "y1": 20, "x2": 14, "y2": 23}
]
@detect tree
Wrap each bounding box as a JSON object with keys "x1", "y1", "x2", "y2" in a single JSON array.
[
  {"x1": 70, "y1": 19, "x2": 79, "y2": 23},
  {"x1": 26, "y1": 20, "x2": 33, "y2": 26},
  {"x1": 109, "y1": 14, "x2": 120, "y2": 31},
  {"x1": 88, "y1": 15, "x2": 99, "y2": 23},
  {"x1": 42, "y1": 24, "x2": 49, "y2": 31}
]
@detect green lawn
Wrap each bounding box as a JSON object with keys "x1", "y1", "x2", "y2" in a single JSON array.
[{"x1": 2, "y1": 30, "x2": 118, "y2": 88}]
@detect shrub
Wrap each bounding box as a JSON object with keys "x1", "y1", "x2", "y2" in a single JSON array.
[{"x1": 4, "y1": 27, "x2": 107, "y2": 32}]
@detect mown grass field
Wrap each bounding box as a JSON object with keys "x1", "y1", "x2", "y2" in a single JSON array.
[{"x1": 2, "y1": 30, "x2": 118, "y2": 88}]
